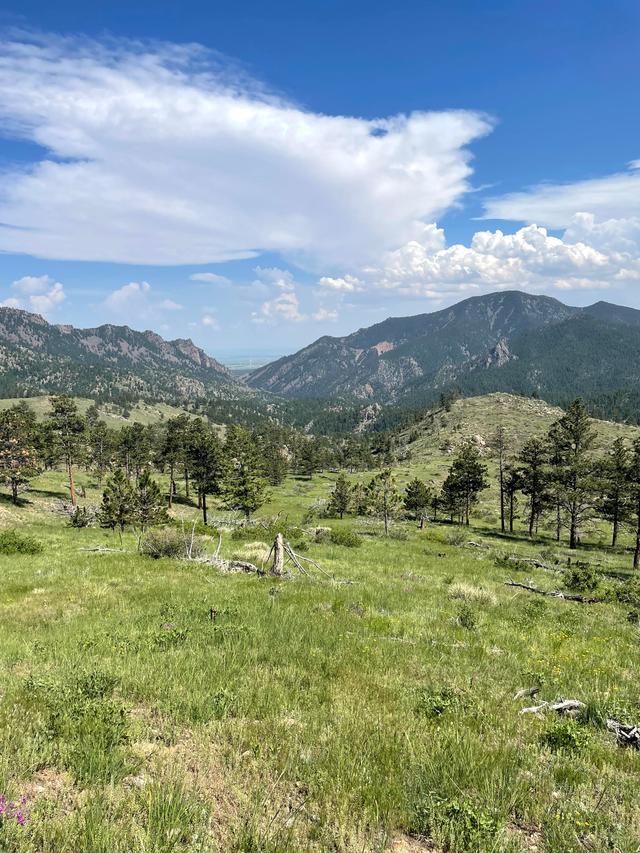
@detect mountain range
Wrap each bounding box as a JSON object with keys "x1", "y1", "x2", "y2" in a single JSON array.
[
  {"x1": 0, "y1": 308, "x2": 235, "y2": 404},
  {"x1": 247, "y1": 291, "x2": 640, "y2": 418},
  {"x1": 2, "y1": 291, "x2": 640, "y2": 425}
]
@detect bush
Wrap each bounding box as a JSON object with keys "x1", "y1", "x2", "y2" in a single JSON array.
[
  {"x1": 494, "y1": 553, "x2": 530, "y2": 572},
  {"x1": 564, "y1": 561, "x2": 599, "y2": 592},
  {"x1": 68, "y1": 506, "x2": 95, "y2": 528},
  {"x1": 446, "y1": 528, "x2": 467, "y2": 547},
  {"x1": 413, "y1": 793, "x2": 499, "y2": 851},
  {"x1": 415, "y1": 686, "x2": 463, "y2": 719},
  {"x1": 329, "y1": 527, "x2": 362, "y2": 548},
  {"x1": 140, "y1": 527, "x2": 205, "y2": 560},
  {"x1": 456, "y1": 602, "x2": 477, "y2": 630},
  {"x1": 540, "y1": 719, "x2": 590, "y2": 752},
  {"x1": 616, "y1": 579, "x2": 640, "y2": 608},
  {"x1": 0, "y1": 529, "x2": 43, "y2": 555}
]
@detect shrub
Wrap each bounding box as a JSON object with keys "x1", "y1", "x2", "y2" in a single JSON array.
[
  {"x1": 456, "y1": 602, "x2": 477, "y2": 630},
  {"x1": 616, "y1": 579, "x2": 640, "y2": 608},
  {"x1": 140, "y1": 527, "x2": 205, "y2": 560},
  {"x1": 415, "y1": 686, "x2": 463, "y2": 719},
  {"x1": 540, "y1": 719, "x2": 590, "y2": 752},
  {"x1": 564, "y1": 561, "x2": 599, "y2": 592},
  {"x1": 329, "y1": 527, "x2": 362, "y2": 548},
  {"x1": 494, "y1": 553, "x2": 530, "y2": 572},
  {"x1": 446, "y1": 528, "x2": 467, "y2": 547},
  {"x1": 448, "y1": 582, "x2": 497, "y2": 606},
  {"x1": 413, "y1": 793, "x2": 499, "y2": 850},
  {"x1": 68, "y1": 506, "x2": 95, "y2": 528},
  {"x1": 0, "y1": 529, "x2": 43, "y2": 555}
]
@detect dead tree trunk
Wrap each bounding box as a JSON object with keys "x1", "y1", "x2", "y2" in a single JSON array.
[{"x1": 270, "y1": 532, "x2": 285, "y2": 576}]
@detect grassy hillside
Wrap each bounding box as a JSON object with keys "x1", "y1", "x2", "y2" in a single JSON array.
[
  {"x1": 2, "y1": 397, "x2": 640, "y2": 851},
  {"x1": 0, "y1": 396, "x2": 196, "y2": 429}
]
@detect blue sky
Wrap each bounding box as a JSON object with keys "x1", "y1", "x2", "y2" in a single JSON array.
[{"x1": 0, "y1": 1, "x2": 638, "y2": 358}]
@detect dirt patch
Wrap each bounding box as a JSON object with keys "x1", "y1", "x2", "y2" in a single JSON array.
[
  {"x1": 506, "y1": 821, "x2": 543, "y2": 852},
  {"x1": 388, "y1": 832, "x2": 440, "y2": 852}
]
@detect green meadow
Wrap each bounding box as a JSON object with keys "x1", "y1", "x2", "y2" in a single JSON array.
[{"x1": 1, "y1": 422, "x2": 640, "y2": 853}]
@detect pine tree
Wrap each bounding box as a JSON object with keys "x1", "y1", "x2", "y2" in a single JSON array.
[
  {"x1": 548, "y1": 399, "x2": 598, "y2": 549},
  {"x1": 98, "y1": 469, "x2": 135, "y2": 542},
  {"x1": 47, "y1": 396, "x2": 86, "y2": 506},
  {"x1": 366, "y1": 469, "x2": 401, "y2": 535},
  {"x1": 0, "y1": 406, "x2": 40, "y2": 504},
  {"x1": 328, "y1": 473, "x2": 351, "y2": 519},
  {"x1": 628, "y1": 438, "x2": 640, "y2": 569},
  {"x1": 518, "y1": 437, "x2": 550, "y2": 537},
  {"x1": 221, "y1": 426, "x2": 269, "y2": 520},
  {"x1": 404, "y1": 477, "x2": 432, "y2": 528},
  {"x1": 598, "y1": 437, "x2": 630, "y2": 547},
  {"x1": 441, "y1": 442, "x2": 489, "y2": 526},
  {"x1": 491, "y1": 425, "x2": 508, "y2": 533},
  {"x1": 136, "y1": 470, "x2": 169, "y2": 532},
  {"x1": 88, "y1": 420, "x2": 115, "y2": 484},
  {"x1": 503, "y1": 463, "x2": 522, "y2": 533},
  {"x1": 159, "y1": 415, "x2": 191, "y2": 508},
  {"x1": 350, "y1": 481, "x2": 369, "y2": 516},
  {"x1": 186, "y1": 420, "x2": 223, "y2": 525}
]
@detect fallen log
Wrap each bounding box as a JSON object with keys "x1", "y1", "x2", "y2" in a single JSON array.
[
  {"x1": 505, "y1": 580, "x2": 601, "y2": 604},
  {"x1": 607, "y1": 719, "x2": 640, "y2": 749},
  {"x1": 520, "y1": 699, "x2": 585, "y2": 716}
]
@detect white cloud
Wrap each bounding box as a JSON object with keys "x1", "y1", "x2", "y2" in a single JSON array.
[
  {"x1": 318, "y1": 274, "x2": 364, "y2": 293},
  {"x1": 190, "y1": 272, "x2": 232, "y2": 285},
  {"x1": 8, "y1": 274, "x2": 66, "y2": 314},
  {"x1": 201, "y1": 313, "x2": 219, "y2": 329},
  {"x1": 323, "y1": 221, "x2": 640, "y2": 298},
  {"x1": 483, "y1": 161, "x2": 640, "y2": 228},
  {"x1": 104, "y1": 281, "x2": 152, "y2": 313},
  {"x1": 252, "y1": 290, "x2": 306, "y2": 324},
  {"x1": 103, "y1": 281, "x2": 188, "y2": 324},
  {"x1": 0, "y1": 34, "x2": 491, "y2": 267},
  {"x1": 312, "y1": 307, "x2": 338, "y2": 322}
]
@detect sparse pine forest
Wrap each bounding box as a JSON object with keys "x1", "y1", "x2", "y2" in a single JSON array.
[{"x1": 2, "y1": 391, "x2": 640, "y2": 851}]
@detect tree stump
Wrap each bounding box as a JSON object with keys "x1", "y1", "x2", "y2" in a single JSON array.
[{"x1": 270, "y1": 532, "x2": 285, "y2": 576}]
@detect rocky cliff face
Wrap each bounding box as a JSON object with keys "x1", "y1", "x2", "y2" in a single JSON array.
[{"x1": 0, "y1": 307, "x2": 238, "y2": 403}]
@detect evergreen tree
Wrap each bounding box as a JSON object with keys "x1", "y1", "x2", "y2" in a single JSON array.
[
  {"x1": 47, "y1": 395, "x2": 86, "y2": 506},
  {"x1": 98, "y1": 469, "x2": 135, "y2": 542},
  {"x1": 159, "y1": 414, "x2": 192, "y2": 508},
  {"x1": 0, "y1": 406, "x2": 40, "y2": 504},
  {"x1": 404, "y1": 477, "x2": 432, "y2": 528},
  {"x1": 221, "y1": 426, "x2": 269, "y2": 520},
  {"x1": 135, "y1": 470, "x2": 169, "y2": 532},
  {"x1": 491, "y1": 425, "x2": 508, "y2": 533},
  {"x1": 548, "y1": 399, "x2": 598, "y2": 549},
  {"x1": 366, "y1": 469, "x2": 401, "y2": 535},
  {"x1": 328, "y1": 473, "x2": 351, "y2": 519},
  {"x1": 628, "y1": 438, "x2": 640, "y2": 569},
  {"x1": 186, "y1": 420, "x2": 223, "y2": 525},
  {"x1": 350, "y1": 481, "x2": 369, "y2": 516},
  {"x1": 441, "y1": 442, "x2": 489, "y2": 525},
  {"x1": 88, "y1": 420, "x2": 115, "y2": 484},
  {"x1": 518, "y1": 437, "x2": 550, "y2": 537},
  {"x1": 503, "y1": 464, "x2": 522, "y2": 533},
  {"x1": 296, "y1": 438, "x2": 318, "y2": 479},
  {"x1": 598, "y1": 437, "x2": 630, "y2": 547}
]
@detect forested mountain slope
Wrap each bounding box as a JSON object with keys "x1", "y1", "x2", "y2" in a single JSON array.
[{"x1": 0, "y1": 308, "x2": 239, "y2": 404}]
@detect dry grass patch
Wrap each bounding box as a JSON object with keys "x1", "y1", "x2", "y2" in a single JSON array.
[{"x1": 447, "y1": 581, "x2": 497, "y2": 606}]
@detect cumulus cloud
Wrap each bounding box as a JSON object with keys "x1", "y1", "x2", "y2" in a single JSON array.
[
  {"x1": 190, "y1": 272, "x2": 232, "y2": 285},
  {"x1": 321, "y1": 221, "x2": 640, "y2": 298},
  {"x1": 252, "y1": 291, "x2": 306, "y2": 324},
  {"x1": 201, "y1": 313, "x2": 219, "y2": 329},
  {"x1": 0, "y1": 34, "x2": 491, "y2": 267},
  {"x1": 7, "y1": 274, "x2": 66, "y2": 315},
  {"x1": 312, "y1": 307, "x2": 339, "y2": 322},
  {"x1": 104, "y1": 281, "x2": 186, "y2": 323}
]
